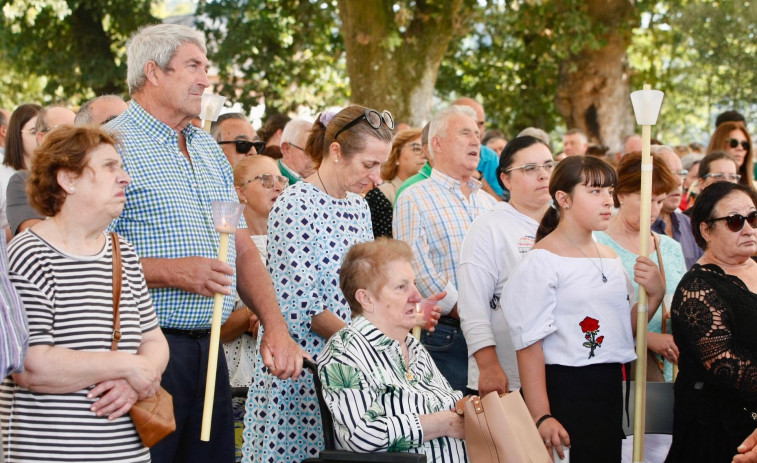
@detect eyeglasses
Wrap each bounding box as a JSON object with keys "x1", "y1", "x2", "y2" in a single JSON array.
[
  {"x1": 505, "y1": 161, "x2": 556, "y2": 176},
  {"x1": 404, "y1": 143, "x2": 423, "y2": 156},
  {"x1": 20, "y1": 129, "x2": 37, "y2": 135},
  {"x1": 708, "y1": 211, "x2": 757, "y2": 232},
  {"x1": 334, "y1": 109, "x2": 394, "y2": 140},
  {"x1": 728, "y1": 138, "x2": 750, "y2": 151},
  {"x1": 703, "y1": 173, "x2": 741, "y2": 182},
  {"x1": 241, "y1": 174, "x2": 289, "y2": 189},
  {"x1": 674, "y1": 170, "x2": 689, "y2": 178},
  {"x1": 218, "y1": 140, "x2": 266, "y2": 154},
  {"x1": 289, "y1": 143, "x2": 305, "y2": 152}
]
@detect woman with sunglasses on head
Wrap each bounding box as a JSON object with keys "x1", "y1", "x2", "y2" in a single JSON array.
[
  {"x1": 501, "y1": 156, "x2": 665, "y2": 462},
  {"x1": 706, "y1": 121, "x2": 754, "y2": 190},
  {"x1": 666, "y1": 181, "x2": 757, "y2": 463},
  {"x1": 458, "y1": 136, "x2": 554, "y2": 398},
  {"x1": 364, "y1": 128, "x2": 424, "y2": 238},
  {"x1": 242, "y1": 105, "x2": 394, "y2": 463},
  {"x1": 221, "y1": 155, "x2": 287, "y2": 461}
]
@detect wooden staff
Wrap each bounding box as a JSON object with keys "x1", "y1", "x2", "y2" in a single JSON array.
[{"x1": 630, "y1": 84, "x2": 664, "y2": 463}]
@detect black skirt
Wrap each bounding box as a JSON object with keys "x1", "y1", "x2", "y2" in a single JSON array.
[{"x1": 544, "y1": 363, "x2": 625, "y2": 463}]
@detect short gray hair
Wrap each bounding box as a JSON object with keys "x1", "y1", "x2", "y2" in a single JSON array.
[
  {"x1": 126, "y1": 23, "x2": 207, "y2": 94},
  {"x1": 650, "y1": 144, "x2": 675, "y2": 156},
  {"x1": 428, "y1": 105, "x2": 477, "y2": 158},
  {"x1": 75, "y1": 95, "x2": 124, "y2": 125},
  {"x1": 281, "y1": 118, "x2": 312, "y2": 145},
  {"x1": 210, "y1": 113, "x2": 248, "y2": 141}
]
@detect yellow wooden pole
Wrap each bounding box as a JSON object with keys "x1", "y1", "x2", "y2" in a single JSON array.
[
  {"x1": 200, "y1": 231, "x2": 230, "y2": 441},
  {"x1": 632, "y1": 84, "x2": 654, "y2": 463}
]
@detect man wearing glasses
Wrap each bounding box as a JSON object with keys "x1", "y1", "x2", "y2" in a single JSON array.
[
  {"x1": 211, "y1": 113, "x2": 264, "y2": 167},
  {"x1": 278, "y1": 118, "x2": 315, "y2": 184}
]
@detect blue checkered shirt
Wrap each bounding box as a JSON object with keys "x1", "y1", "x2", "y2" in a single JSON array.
[
  {"x1": 107, "y1": 101, "x2": 242, "y2": 330},
  {"x1": 393, "y1": 169, "x2": 496, "y2": 314}
]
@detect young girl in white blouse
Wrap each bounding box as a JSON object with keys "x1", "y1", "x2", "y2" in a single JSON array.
[{"x1": 501, "y1": 156, "x2": 665, "y2": 462}]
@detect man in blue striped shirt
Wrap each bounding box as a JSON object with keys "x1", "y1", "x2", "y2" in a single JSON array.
[
  {"x1": 108, "y1": 24, "x2": 305, "y2": 463},
  {"x1": 394, "y1": 105, "x2": 496, "y2": 392}
]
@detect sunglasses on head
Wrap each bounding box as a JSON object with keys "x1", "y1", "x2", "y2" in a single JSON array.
[
  {"x1": 728, "y1": 138, "x2": 750, "y2": 151},
  {"x1": 334, "y1": 109, "x2": 394, "y2": 140},
  {"x1": 709, "y1": 210, "x2": 757, "y2": 232},
  {"x1": 218, "y1": 140, "x2": 266, "y2": 154}
]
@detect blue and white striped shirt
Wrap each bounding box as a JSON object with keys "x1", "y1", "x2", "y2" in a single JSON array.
[{"x1": 107, "y1": 101, "x2": 241, "y2": 330}]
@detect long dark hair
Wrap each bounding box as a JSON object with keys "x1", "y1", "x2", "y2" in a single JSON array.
[{"x1": 536, "y1": 156, "x2": 617, "y2": 242}]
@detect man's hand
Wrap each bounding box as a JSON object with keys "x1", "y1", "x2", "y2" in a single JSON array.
[
  {"x1": 259, "y1": 323, "x2": 310, "y2": 380},
  {"x1": 143, "y1": 256, "x2": 234, "y2": 296}
]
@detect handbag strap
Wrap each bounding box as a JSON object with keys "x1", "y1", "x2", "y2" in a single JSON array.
[
  {"x1": 653, "y1": 233, "x2": 668, "y2": 334},
  {"x1": 110, "y1": 232, "x2": 122, "y2": 352}
]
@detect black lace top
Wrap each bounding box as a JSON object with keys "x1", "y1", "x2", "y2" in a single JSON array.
[{"x1": 667, "y1": 263, "x2": 757, "y2": 462}]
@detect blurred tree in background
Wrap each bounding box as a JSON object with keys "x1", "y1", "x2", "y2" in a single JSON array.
[{"x1": 1, "y1": 0, "x2": 754, "y2": 147}]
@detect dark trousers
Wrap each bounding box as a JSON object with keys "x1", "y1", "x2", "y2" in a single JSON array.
[
  {"x1": 150, "y1": 332, "x2": 235, "y2": 463},
  {"x1": 544, "y1": 363, "x2": 624, "y2": 463},
  {"x1": 420, "y1": 319, "x2": 468, "y2": 391}
]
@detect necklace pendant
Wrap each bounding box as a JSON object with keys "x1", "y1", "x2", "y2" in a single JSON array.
[
  {"x1": 602, "y1": 274, "x2": 607, "y2": 283},
  {"x1": 406, "y1": 372, "x2": 414, "y2": 381}
]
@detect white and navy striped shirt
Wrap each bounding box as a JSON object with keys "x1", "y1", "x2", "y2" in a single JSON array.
[
  {"x1": 318, "y1": 316, "x2": 467, "y2": 463},
  {"x1": 0, "y1": 231, "x2": 158, "y2": 462}
]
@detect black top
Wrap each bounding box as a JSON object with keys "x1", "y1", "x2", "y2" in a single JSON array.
[
  {"x1": 667, "y1": 263, "x2": 757, "y2": 463},
  {"x1": 364, "y1": 187, "x2": 393, "y2": 239}
]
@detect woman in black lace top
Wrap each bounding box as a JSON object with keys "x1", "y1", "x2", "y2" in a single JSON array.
[{"x1": 667, "y1": 181, "x2": 757, "y2": 463}]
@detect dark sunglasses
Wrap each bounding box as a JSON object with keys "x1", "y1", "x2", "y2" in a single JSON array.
[
  {"x1": 334, "y1": 109, "x2": 394, "y2": 140},
  {"x1": 709, "y1": 210, "x2": 757, "y2": 232},
  {"x1": 728, "y1": 138, "x2": 750, "y2": 151},
  {"x1": 218, "y1": 140, "x2": 266, "y2": 154}
]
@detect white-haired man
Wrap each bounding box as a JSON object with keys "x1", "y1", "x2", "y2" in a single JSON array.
[
  {"x1": 106, "y1": 24, "x2": 304, "y2": 462},
  {"x1": 394, "y1": 105, "x2": 496, "y2": 392},
  {"x1": 278, "y1": 117, "x2": 314, "y2": 183}
]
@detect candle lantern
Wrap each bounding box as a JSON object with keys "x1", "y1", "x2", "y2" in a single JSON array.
[{"x1": 201, "y1": 201, "x2": 245, "y2": 441}]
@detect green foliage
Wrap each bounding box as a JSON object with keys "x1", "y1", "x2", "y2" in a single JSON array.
[
  {"x1": 387, "y1": 435, "x2": 414, "y2": 452},
  {"x1": 0, "y1": 0, "x2": 156, "y2": 104},
  {"x1": 629, "y1": 0, "x2": 757, "y2": 143},
  {"x1": 436, "y1": 0, "x2": 608, "y2": 137},
  {"x1": 323, "y1": 362, "x2": 361, "y2": 391},
  {"x1": 196, "y1": 0, "x2": 348, "y2": 117}
]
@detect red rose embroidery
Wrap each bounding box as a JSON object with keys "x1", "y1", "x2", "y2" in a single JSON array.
[
  {"x1": 579, "y1": 316, "x2": 603, "y2": 359},
  {"x1": 579, "y1": 316, "x2": 599, "y2": 333}
]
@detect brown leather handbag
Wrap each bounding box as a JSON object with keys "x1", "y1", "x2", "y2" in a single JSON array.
[
  {"x1": 110, "y1": 232, "x2": 176, "y2": 448},
  {"x1": 461, "y1": 390, "x2": 552, "y2": 463}
]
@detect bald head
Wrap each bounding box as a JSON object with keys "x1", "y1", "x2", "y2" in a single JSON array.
[
  {"x1": 76, "y1": 95, "x2": 128, "y2": 125},
  {"x1": 652, "y1": 145, "x2": 684, "y2": 213},
  {"x1": 35, "y1": 106, "x2": 75, "y2": 145},
  {"x1": 0, "y1": 109, "x2": 10, "y2": 148}
]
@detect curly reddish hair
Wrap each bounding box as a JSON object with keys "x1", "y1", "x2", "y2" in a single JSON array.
[{"x1": 28, "y1": 125, "x2": 120, "y2": 217}]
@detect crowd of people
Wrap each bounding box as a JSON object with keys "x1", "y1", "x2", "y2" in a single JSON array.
[{"x1": 0, "y1": 22, "x2": 756, "y2": 463}]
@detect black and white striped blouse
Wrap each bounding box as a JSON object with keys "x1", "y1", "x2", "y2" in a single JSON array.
[
  {"x1": 0, "y1": 231, "x2": 158, "y2": 463},
  {"x1": 318, "y1": 316, "x2": 467, "y2": 463}
]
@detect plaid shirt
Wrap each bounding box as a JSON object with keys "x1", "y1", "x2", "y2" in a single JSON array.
[
  {"x1": 393, "y1": 168, "x2": 495, "y2": 314},
  {"x1": 107, "y1": 101, "x2": 241, "y2": 330},
  {"x1": 0, "y1": 238, "x2": 27, "y2": 377}
]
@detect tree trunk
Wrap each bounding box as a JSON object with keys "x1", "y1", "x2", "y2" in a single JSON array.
[
  {"x1": 337, "y1": 0, "x2": 466, "y2": 126},
  {"x1": 555, "y1": 0, "x2": 639, "y2": 152}
]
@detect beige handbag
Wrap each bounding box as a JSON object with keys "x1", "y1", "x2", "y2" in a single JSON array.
[{"x1": 461, "y1": 390, "x2": 552, "y2": 463}]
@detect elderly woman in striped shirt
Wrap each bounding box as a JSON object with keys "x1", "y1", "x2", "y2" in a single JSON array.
[
  {"x1": 318, "y1": 238, "x2": 466, "y2": 462},
  {"x1": 0, "y1": 126, "x2": 168, "y2": 463}
]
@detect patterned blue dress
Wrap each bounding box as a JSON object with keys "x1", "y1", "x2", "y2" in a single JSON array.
[{"x1": 242, "y1": 181, "x2": 373, "y2": 463}]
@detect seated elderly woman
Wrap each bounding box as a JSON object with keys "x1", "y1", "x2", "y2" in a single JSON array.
[
  {"x1": 318, "y1": 238, "x2": 466, "y2": 462},
  {"x1": 0, "y1": 126, "x2": 169, "y2": 463},
  {"x1": 667, "y1": 181, "x2": 757, "y2": 462}
]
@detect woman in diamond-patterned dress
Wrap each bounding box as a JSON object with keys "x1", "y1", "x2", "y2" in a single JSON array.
[{"x1": 242, "y1": 106, "x2": 393, "y2": 463}]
